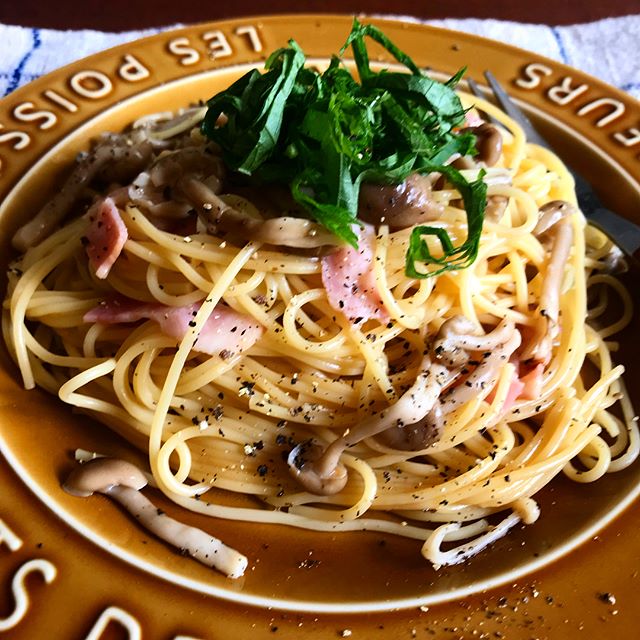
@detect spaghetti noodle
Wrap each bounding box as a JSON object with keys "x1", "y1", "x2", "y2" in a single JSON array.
[{"x1": 2, "y1": 83, "x2": 637, "y2": 573}]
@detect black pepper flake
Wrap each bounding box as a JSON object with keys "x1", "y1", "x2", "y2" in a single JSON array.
[
  {"x1": 257, "y1": 464, "x2": 268, "y2": 477},
  {"x1": 597, "y1": 592, "x2": 616, "y2": 604},
  {"x1": 212, "y1": 405, "x2": 224, "y2": 421},
  {"x1": 239, "y1": 380, "x2": 256, "y2": 396},
  {"x1": 298, "y1": 558, "x2": 321, "y2": 569}
]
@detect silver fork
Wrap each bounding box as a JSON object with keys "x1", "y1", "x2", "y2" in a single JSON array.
[{"x1": 467, "y1": 71, "x2": 640, "y2": 262}]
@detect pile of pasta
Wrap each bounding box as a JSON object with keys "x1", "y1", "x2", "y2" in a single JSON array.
[{"x1": 4, "y1": 93, "x2": 637, "y2": 568}]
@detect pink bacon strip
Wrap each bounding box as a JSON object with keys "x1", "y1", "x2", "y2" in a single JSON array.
[
  {"x1": 84, "y1": 197, "x2": 128, "y2": 279},
  {"x1": 321, "y1": 224, "x2": 389, "y2": 324},
  {"x1": 84, "y1": 296, "x2": 263, "y2": 358}
]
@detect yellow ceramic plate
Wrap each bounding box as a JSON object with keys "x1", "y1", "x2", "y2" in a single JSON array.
[{"x1": 1, "y1": 15, "x2": 639, "y2": 639}]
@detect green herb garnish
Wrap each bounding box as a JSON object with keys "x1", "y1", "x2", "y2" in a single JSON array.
[{"x1": 201, "y1": 18, "x2": 487, "y2": 277}]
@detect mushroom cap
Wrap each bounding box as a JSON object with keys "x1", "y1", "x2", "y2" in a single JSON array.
[{"x1": 287, "y1": 441, "x2": 348, "y2": 496}]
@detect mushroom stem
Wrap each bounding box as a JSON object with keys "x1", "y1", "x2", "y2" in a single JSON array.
[
  {"x1": 484, "y1": 195, "x2": 509, "y2": 223},
  {"x1": 433, "y1": 316, "x2": 515, "y2": 368},
  {"x1": 378, "y1": 400, "x2": 444, "y2": 451},
  {"x1": 13, "y1": 141, "x2": 152, "y2": 251},
  {"x1": 440, "y1": 329, "x2": 521, "y2": 413},
  {"x1": 183, "y1": 177, "x2": 337, "y2": 248},
  {"x1": 289, "y1": 316, "x2": 521, "y2": 486},
  {"x1": 522, "y1": 200, "x2": 575, "y2": 363},
  {"x1": 288, "y1": 357, "x2": 447, "y2": 495},
  {"x1": 63, "y1": 458, "x2": 248, "y2": 578}
]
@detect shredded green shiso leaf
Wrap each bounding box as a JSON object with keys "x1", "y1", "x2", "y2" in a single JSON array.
[{"x1": 201, "y1": 18, "x2": 487, "y2": 277}]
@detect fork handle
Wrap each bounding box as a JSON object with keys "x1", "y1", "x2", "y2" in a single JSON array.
[{"x1": 587, "y1": 207, "x2": 640, "y2": 262}]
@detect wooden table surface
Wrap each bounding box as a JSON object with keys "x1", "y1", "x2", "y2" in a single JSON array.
[{"x1": 1, "y1": 0, "x2": 639, "y2": 30}]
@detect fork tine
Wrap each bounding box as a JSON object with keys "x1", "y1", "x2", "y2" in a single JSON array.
[
  {"x1": 466, "y1": 77, "x2": 483, "y2": 100},
  {"x1": 482, "y1": 71, "x2": 549, "y2": 147}
]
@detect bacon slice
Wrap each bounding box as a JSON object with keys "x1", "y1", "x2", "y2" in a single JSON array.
[
  {"x1": 519, "y1": 363, "x2": 544, "y2": 400},
  {"x1": 487, "y1": 362, "x2": 544, "y2": 413},
  {"x1": 321, "y1": 224, "x2": 389, "y2": 324},
  {"x1": 497, "y1": 375, "x2": 526, "y2": 414},
  {"x1": 84, "y1": 197, "x2": 128, "y2": 279},
  {"x1": 463, "y1": 110, "x2": 485, "y2": 128},
  {"x1": 84, "y1": 297, "x2": 263, "y2": 357}
]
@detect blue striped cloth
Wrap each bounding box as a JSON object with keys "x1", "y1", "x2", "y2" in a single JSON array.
[
  {"x1": 0, "y1": 24, "x2": 163, "y2": 96},
  {"x1": 1, "y1": 16, "x2": 639, "y2": 99}
]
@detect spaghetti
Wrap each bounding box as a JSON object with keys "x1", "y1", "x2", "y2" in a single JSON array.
[{"x1": 3, "y1": 87, "x2": 637, "y2": 573}]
